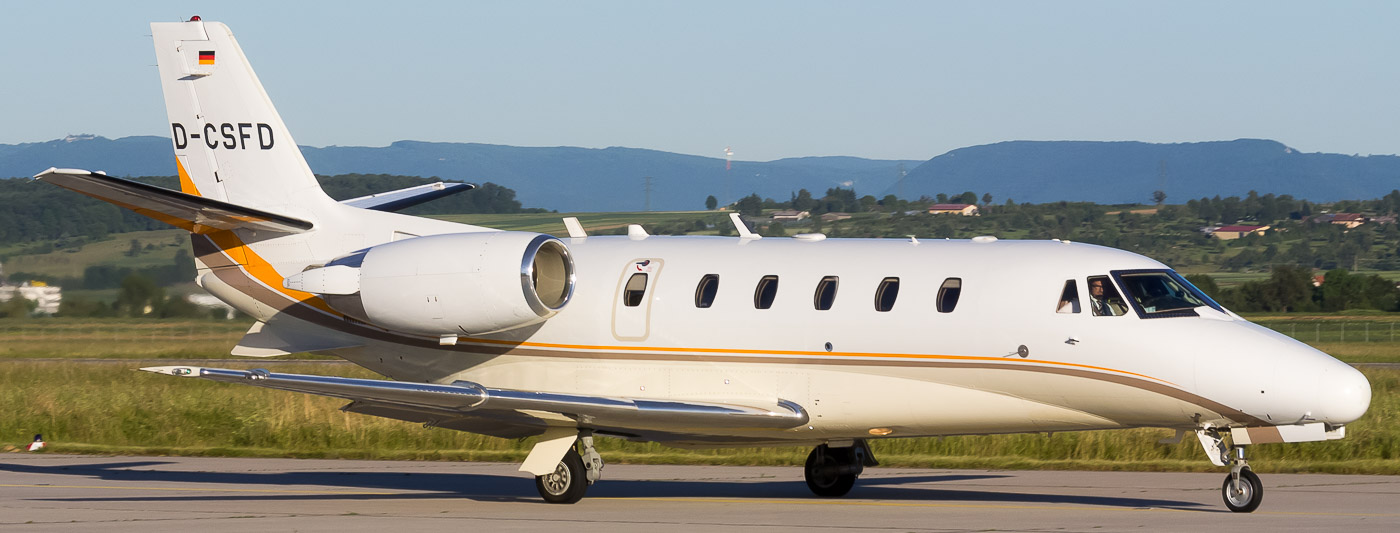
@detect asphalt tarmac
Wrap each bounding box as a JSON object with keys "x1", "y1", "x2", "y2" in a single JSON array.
[{"x1": 1, "y1": 455, "x2": 1397, "y2": 532}]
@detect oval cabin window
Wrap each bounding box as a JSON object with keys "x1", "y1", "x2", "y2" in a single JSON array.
[
  {"x1": 874, "y1": 277, "x2": 900, "y2": 312},
  {"x1": 814, "y1": 276, "x2": 839, "y2": 310},
  {"x1": 695, "y1": 274, "x2": 719, "y2": 308},
  {"x1": 754, "y1": 275, "x2": 779, "y2": 309}
]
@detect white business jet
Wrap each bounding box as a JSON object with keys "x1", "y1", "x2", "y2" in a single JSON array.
[{"x1": 35, "y1": 18, "x2": 1370, "y2": 512}]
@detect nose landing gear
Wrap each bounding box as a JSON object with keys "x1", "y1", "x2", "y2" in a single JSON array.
[
  {"x1": 1197, "y1": 428, "x2": 1263, "y2": 513},
  {"x1": 1222, "y1": 445, "x2": 1263, "y2": 513}
]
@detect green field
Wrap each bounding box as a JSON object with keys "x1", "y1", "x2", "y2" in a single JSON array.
[
  {"x1": 1, "y1": 229, "x2": 187, "y2": 279},
  {"x1": 1, "y1": 318, "x2": 1397, "y2": 473}
]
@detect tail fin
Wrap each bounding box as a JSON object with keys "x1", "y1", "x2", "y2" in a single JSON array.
[{"x1": 151, "y1": 19, "x2": 335, "y2": 216}]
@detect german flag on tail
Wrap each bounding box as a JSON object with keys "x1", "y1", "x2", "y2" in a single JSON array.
[{"x1": 199, "y1": 51, "x2": 215, "y2": 65}]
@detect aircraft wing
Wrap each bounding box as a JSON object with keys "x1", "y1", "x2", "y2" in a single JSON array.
[
  {"x1": 141, "y1": 366, "x2": 810, "y2": 438},
  {"x1": 340, "y1": 181, "x2": 475, "y2": 212},
  {"x1": 34, "y1": 168, "x2": 313, "y2": 234}
]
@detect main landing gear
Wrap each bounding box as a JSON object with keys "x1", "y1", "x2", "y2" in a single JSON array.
[
  {"x1": 534, "y1": 434, "x2": 604, "y2": 504},
  {"x1": 804, "y1": 439, "x2": 878, "y2": 497}
]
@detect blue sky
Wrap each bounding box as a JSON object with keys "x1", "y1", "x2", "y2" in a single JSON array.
[{"x1": 2, "y1": 1, "x2": 1397, "y2": 161}]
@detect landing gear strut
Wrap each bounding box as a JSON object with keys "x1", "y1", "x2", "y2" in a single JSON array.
[
  {"x1": 804, "y1": 439, "x2": 877, "y2": 498},
  {"x1": 1221, "y1": 445, "x2": 1263, "y2": 513},
  {"x1": 534, "y1": 434, "x2": 605, "y2": 504}
]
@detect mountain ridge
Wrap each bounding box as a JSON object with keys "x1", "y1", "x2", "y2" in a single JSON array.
[{"x1": 5, "y1": 136, "x2": 1398, "y2": 211}]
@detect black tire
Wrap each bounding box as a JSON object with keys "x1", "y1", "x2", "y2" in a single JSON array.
[
  {"x1": 804, "y1": 445, "x2": 857, "y2": 498},
  {"x1": 1221, "y1": 468, "x2": 1263, "y2": 513},
  {"x1": 536, "y1": 447, "x2": 588, "y2": 504}
]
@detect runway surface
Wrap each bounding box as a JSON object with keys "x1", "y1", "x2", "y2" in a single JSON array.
[{"x1": 2, "y1": 455, "x2": 1397, "y2": 532}]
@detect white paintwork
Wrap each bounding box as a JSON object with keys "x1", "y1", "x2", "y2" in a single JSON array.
[
  {"x1": 522, "y1": 428, "x2": 586, "y2": 476},
  {"x1": 283, "y1": 265, "x2": 359, "y2": 295},
  {"x1": 54, "y1": 20, "x2": 1376, "y2": 473}
]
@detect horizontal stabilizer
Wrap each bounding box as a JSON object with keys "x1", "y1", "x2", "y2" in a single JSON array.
[
  {"x1": 34, "y1": 168, "x2": 313, "y2": 234},
  {"x1": 140, "y1": 366, "x2": 810, "y2": 430},
  {"x1": 340, "y1": 181, "x2": 475, "y2": 212},
  {"x1": 231, "y1": 317, "x2": 364, "y2": 357}
]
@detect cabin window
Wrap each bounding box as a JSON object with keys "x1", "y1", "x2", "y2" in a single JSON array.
[
  {"x1": 1116, "y1": 270, "x2": 1219, "y2": 318},
  {"x1": 814, "y1": 276, "x2": 839, "y2": 310},
  {"x1": 936, "y1": 278, "x2": 961, "y2": 313},
  {"x1": 623, "y1": 273, "x2": 648, "y2": 307},
  {"x1": 754, "y1": 275, "x2": 779, "y2": 309},
  {"x1": 1087, "y1": 275, "x2": 1126, "y2": 316},
  {"x1": 694, "y1": 274, "x2": 719, "y2": 308},
  {"x1": 1057, "y1": 280, "x2": 1080, "y2": 313},
  {"x1": 874, "y1": 277, "x2": 900, "y2": 312}
]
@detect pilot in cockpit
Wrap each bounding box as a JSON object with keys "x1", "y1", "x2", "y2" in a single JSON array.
[{"x1": 1088, "y1": 276, "x2": 1128, "y2": 316}]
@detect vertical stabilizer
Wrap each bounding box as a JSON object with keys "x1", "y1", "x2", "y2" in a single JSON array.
[{"x1": 151, "y1": 19, "x2": 335, "y2": 217}]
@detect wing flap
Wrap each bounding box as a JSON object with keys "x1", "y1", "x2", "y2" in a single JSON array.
[
  {"x1": 35, "y1": 168, "x2": 313, "y2": 234},
  {"x1": 140, "y1": 366, "x2": 810, "y2": 431}
]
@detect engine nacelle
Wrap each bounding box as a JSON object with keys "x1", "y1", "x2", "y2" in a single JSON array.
[{"x1": 288, "y1": 232, "x2": 575, "y2": 336}]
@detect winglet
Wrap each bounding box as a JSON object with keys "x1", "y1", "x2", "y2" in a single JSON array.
[{"x1": 729, "y1": 213, "x2": 760, "y2": 239}]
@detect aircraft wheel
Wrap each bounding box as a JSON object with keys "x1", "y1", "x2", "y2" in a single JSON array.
[
  {"x1": 536, "y1": 446, "x2": 588, "y2": 504},
  {"x1": 1221, "y1": 468, "x2": 1263, "y2": 513},
  {"x1": 804, "y1": 445, "x2": 857, "y2": 497}
]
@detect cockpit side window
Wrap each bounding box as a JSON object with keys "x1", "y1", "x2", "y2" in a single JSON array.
[
  {"x1": 1056, "y1": 280, "x2": 1080, "y2": 313},
  {"x1": 1086, "y1": 276, "x2": 1127, "y2": 316}
]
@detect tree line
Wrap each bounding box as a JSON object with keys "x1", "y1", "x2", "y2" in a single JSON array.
[{"x1": 0, "y1": 174, "x2": 543, "y2": 246}]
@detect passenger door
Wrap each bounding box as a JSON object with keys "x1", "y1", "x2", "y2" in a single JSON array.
[{"x1": 612, "y1": 259, "x2": 663, "y2": 341}]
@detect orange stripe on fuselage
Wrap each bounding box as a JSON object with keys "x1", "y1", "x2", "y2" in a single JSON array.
[
  {"x1": 203, "y1": 231, "x2": 338, "y2": 315},
  {"x1": 458, "y1": 337, "x2": 1178, "y2": 387}
]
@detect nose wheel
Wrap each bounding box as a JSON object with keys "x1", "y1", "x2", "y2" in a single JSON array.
[
  {"x1": 1222, "y1": 467, "x2": 1263, "y2": 513},
  {"x1": 1197, "y1": 428, "x2": 1265, "y2": 512},
  {"x1": 1222, "y1": 445, "x2": 1263, "y2": 513}
]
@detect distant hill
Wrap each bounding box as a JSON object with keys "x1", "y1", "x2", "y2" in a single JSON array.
[
  {"x1": 0, "y1": 136, "x2": 914, "y2": 212},
  {"x1": 888, "y1": 139, "x2": 1400, "y2": 204},
  {"x1": 9, "y1": 136, "x2": 1400, "y2": 210}
]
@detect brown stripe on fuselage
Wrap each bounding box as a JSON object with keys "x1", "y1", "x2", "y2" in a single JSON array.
[{"x1": 191, "y1": 235, "x2": 1269, "y2": 427}]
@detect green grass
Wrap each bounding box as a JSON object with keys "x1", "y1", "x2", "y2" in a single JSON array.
[
  {"x1": 0, "y1": 318, "x2": 251, "y2": 358},
  {"x1": 1, "y1": 229, "x2": 186, "y2": 279},
  {"x1": 1, "y1": 359, "x2": 1396, "y2": 474}
]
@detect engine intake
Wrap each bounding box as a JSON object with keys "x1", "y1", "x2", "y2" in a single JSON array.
[{"x1": 288, "y1": 232, "x2": 575, "y2": 336}]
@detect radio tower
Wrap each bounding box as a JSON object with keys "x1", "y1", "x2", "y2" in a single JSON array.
[{"x1": 724, "y1": 146, "x2": 734, "y2": 206}]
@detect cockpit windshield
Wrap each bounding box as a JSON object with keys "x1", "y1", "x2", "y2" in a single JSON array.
[{"x1": 1113, "y1": 270, "x2": 1224, "y2": 318}]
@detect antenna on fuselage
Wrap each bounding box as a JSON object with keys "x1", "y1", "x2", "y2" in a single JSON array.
[
  {"x1": 562, "y1": 217, "x2": 587, "y2": 238},
  {"x1": 729, "y1": 213, "x2": 760, "y2": 240}
]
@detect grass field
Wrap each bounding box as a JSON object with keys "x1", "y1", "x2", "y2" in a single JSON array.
[
  {"x1": 1, "y1": 318, "x2": 1397, "y2": 473},
  {"x1": 1, "y1": 229, "x2": 187, "y2": 279}
]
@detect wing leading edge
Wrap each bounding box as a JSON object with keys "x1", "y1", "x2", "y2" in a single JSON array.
[
  {"x1": 34, "y1": 168, "x2": 313, "y2": 234},
  {"x1": 141, "y1": 366, "x2": 810, "y2": 436}
]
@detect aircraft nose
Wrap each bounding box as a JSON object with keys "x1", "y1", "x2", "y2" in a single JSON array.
[{"x1": 1316, "y1": 362, "x2": 1371, "y2": 424}]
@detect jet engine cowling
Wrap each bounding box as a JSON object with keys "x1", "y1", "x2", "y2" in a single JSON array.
[{"x1": 288, "y1": 232, "x2": 574, "y2": 336}]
